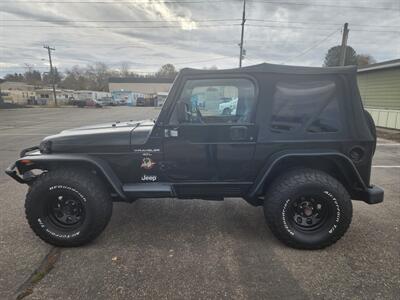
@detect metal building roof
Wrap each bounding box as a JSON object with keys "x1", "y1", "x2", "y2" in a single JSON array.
[
  {"x1": 358, "y1": 59, "x2": 400, "y2": 73},
  {"x1": 108, "y1": 77, "x2": 175, "y2": 84}
]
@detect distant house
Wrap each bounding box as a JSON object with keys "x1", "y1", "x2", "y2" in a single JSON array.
[
  {"x1": 2, "y1": 90, "x2": 36, "y2": 105},
  {"x1": 358, "y1": 59, "x2": 400, "y2": 129},
  {"x1": 35, "y1": 89, "x2": 74, "y2": 105},
  {"x1": 0, "y1": 81, "x2": 36, "y2": 104},
  {"x1": 108, "y1": 77, "x2": 174, "y2": 95}
]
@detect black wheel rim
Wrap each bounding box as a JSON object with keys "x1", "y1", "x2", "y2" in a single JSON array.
[
  {"x1": 47, "y1": 193, "x2": 85, "y2": 229},
  {"x1": 287, "y1": 195, "x2": 332, "y2": 232}
]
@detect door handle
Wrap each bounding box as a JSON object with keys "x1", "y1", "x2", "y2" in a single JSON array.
[{"x1": 230, "y1": 126, "x2": 248, "y2": 141}]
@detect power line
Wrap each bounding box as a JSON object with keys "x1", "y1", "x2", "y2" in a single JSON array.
[
  {"x1": 1, "y1": 18, "x2": 241, "y2": 23},
  {"x1": 1, "y1": 0, "x2": 398, "y2": 11},
  {"x1": 0, "y1": 24, "x2": 240, "y2": 28},
  {"x1": 3, "y1": 18, "x2": 398, "y2": 30},
  {"x1": 250, "y1": 1, "x2": 399, "y2": 11},
  {"x1": 247, "y1": 19, "x2": 400, "y2": 29},
  {"x1": 174, "y1": 56, "x2": 232, "y2": 65},
  {"x1": 246, "y1": 24, "x2": 400, "y2": 33},
  {"x1": 284, "y1": 28, "x2": 340, "y2": 64},
  {"x1": 2, "y1": 23, "x2": 398, "y2": 33}
]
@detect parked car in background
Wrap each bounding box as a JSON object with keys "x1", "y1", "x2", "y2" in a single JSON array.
[
  {"x1": 97, "y1": 97, "x2": 113, "y2": 106},
  {"x1": 218, "y1": 98, "x2": 238, "y2": 115},
  {"x1": 74, "y1": 99, "x2": 102, "y2": 108}
]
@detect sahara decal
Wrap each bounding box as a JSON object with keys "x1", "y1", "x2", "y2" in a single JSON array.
[
  {"x1": 141, "y1": 157, "x2": 156, "y2": 170},
  {"x1": 134, "y1": 148, "x2": 160, "y2": 153}
]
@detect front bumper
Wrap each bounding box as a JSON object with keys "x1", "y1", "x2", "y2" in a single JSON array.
[
  {"x1": 5, "y1": 146, "x2": 40, "y2": 184},
  {"x1": 362, "y1": 185, "x2": 384, "y2": 204},
  {"x1": 5, "y1": 162, "x2": 37, "y2": 184},
  {"x1": 5, "y1": 163, "x2": 25, "y2": 183}
]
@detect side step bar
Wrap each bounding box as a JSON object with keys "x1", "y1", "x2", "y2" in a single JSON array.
[{"x1": 123, "y1": 183, "x2": 175, "y2": 198}]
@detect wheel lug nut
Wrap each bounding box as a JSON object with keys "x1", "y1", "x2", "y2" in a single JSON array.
[
  {"x1": 297, "y1": 217, "x2": 302, "y2": 223},
  {"x1": 306, "y1": 218, "x2": 312, "y2": 225}
]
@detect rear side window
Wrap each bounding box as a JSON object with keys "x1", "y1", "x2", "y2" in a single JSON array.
[{"x1": 270, "y1": 80, "x2": 341, "y2": 133}]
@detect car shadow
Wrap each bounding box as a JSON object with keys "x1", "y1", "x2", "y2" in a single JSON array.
[{"x1": 97, "y1": 198, "x2": 276, "y2": 247}]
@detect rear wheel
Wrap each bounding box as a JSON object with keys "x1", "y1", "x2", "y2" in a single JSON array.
[
  {"x1": 263, "y1": 169, "x2": 352, "y2": 249},
  {"x1": 25, "y1": 169, "x2": 112, "y2": 247}
]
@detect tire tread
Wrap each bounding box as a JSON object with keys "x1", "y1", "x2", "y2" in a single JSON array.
[
  {"x1": 264, "y1": 168, "x2": 352, "y2": 250},
  {"x1": 25, "y1": 168, "x2": 112, "y2": 247}
]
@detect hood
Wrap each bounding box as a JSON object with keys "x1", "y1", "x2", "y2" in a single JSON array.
[
  {"x1": 42, "y1": 120, "x2": 155, "y2": 153},
  {"x1": 61, "y1": 120, "x2": 141, "y2": 133}
]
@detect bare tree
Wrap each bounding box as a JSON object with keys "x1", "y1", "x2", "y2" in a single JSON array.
[
  {"x1": 120, "y1": 61, "x2": 131, "y2": 77},
  {"x1": 357, "y1": 54, "x2": 377, "y2": 66},
  {"x1": 156, "y1": 64, "x2": 178, "y2": 78},
  {"x1": 86, "y1": 62, "x2": 110, "y2": 91}
]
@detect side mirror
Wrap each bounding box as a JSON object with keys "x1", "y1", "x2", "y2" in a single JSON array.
[{"x1": 176, "y1": 101, "x2": 189, "y2": 123}]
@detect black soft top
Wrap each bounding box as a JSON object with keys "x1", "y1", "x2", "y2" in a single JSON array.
[{"x1": 180, "y1": 63, "x2": 357, "y2": 76}]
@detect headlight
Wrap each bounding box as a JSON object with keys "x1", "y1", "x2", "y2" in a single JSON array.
[{"x1": 39, "y1": 140, "x2": 52, "y2": 154}]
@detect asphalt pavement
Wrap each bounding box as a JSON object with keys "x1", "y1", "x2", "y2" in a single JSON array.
[{"x1": 0, "y1": 107, "x2": 399, "y2": 300}]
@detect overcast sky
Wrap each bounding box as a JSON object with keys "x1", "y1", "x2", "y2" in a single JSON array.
[{"x1": 0, "y1": 0, "x2": 399, "y2": 77}]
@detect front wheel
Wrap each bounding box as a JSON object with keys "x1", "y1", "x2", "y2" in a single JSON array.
[
  {"x1": 264, "y1": 169, "x2": 352, "y2": 249},
  {"x1": 25, "y1": 169, "x2": 113, "y2": 247}
]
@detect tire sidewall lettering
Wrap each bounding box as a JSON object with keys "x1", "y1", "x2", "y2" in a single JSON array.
[
  {"x1": 36, "y1": 185, "x2": 87, "y2": 240},
  {"x1": 323, "y1": 190, "x2": 341, "y2": 234},
  {"x1": 48, "y1": 185, "x2": 87, "y2": 202},
  {"x1": 282, "y1": 198, "x2": 295, "y2": 236},
  {"x1": 38, "y1": 217, "x2": 81, "y2": 239}
]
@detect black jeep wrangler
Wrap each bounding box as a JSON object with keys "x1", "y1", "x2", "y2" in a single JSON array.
[{"x1": 6, "y1": 63, "x2": 383, "y2": 249}]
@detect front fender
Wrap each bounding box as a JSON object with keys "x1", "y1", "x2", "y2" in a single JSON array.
[{"x1": 6, "y1": 153, "x2": 127, "y2": 201}]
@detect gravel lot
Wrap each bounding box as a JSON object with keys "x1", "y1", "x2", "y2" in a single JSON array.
[{"x1": 0, "y1": 107, "x2": 399, "y2": 300}]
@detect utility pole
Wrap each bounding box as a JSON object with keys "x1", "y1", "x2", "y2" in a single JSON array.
[
  {"x1": 43, "y1": 45, "x2": 57, "y2": 106},
  {"x1": 239, "y1": 0, "x2": 246, "y2": 68},
  {"x1": 339, "y1": 23, "x2": 349, "y2": 66}
]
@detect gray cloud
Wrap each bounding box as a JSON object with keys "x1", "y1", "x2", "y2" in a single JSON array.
[{"x1": 0, "y1": 0, "x2": 399, "y2": 76}]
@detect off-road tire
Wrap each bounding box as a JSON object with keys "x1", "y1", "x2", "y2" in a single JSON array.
[
  {"x1": 264, "y1": 169, "x2": 352, "y2": 250},
  {"x1": 25, "y1": 169, "x2": 112, "y2": 247}
]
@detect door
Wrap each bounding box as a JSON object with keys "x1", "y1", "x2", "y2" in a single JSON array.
[{"x1": 162, "y1": 77, "x2": 258, "y2": 183}]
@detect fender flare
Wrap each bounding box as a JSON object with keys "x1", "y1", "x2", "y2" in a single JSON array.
[
  {"x1": 247, "y1": 151, "x2": 368, "y2": 199},
  {"x1": 15, "y1": 154, "x2": 127, "y2": 201}
]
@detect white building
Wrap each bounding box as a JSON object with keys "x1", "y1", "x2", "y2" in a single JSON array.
[
  {"x1": 108, "y1": 77, "x2": 174, "y2": 95},
  {"x1": 35, "y1": 89, "x2": 75, "y2": 105},
  {"x1": 74, "y1": 90, "x2": 111, "y2": 101}
]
